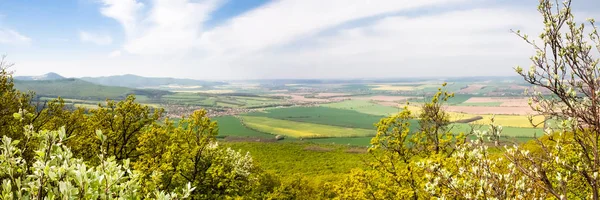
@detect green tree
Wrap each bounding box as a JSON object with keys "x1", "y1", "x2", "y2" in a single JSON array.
[
  {"x1": 0, "y1": 56, "x2": 36, "y2": 142},
  {"x1": 135, "y1": 110, "x2": 258, "y2": 199},
  {"x1": 71, "y1": 95, "x2": 163, "y2": 162},
  {"x1": 333, "y1": 85, "x2": 469, "y2": 199},
  {"x1": 509, "y1": 0, "x2": 600, "y2": 198}
]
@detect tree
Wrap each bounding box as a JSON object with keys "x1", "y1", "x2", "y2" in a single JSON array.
[
  {"x1": 341, "y1": 85, "x2": 470, "y2": 199},
  {"x1": 509, "y1": 0, "x2": 600, "y2": 198},
  {"x1": 0, "y1": 56, "x2": 36, "y2": 141},
  {"x1": 71, "y1": 95, "x2": 163, "y2": 162},
  {"x1": 135, "y1": 110, "x2": 257, "y2": 199}
]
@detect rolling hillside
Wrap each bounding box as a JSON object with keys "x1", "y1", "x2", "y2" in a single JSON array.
[
  {"x1": 81, "y1": 74, "x2": 226, "y2": 88},
  {"x1": 14, "y1": 72, "x2": 66, "y2": 81},
  {"x1": 15, "y1": 78, "x2": 140, "y2": 100}
]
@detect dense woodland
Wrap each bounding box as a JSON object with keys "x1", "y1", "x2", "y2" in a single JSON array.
[{"x1": 1, "y1": 0, "x2": 600, "y2": 199}]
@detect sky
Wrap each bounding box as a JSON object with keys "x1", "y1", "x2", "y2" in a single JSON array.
[{"x1": 0, "y1": 0, "x2": 599, "y2": 80}]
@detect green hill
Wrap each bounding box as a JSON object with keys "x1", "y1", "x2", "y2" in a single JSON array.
[
  {"x1": 81, "y1": 74, "x2": 226, "y2": 88},
  {"x1": 15, "y1": 78, "x2": 139, "y2": 100},
  {"x1": 14, "y1": 72, "x2": 66, "y2": 81}
]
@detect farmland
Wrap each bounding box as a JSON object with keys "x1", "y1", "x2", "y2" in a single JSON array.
[
  {"x1": 241, "y1": 116, "x2": 375, "y2": 138},
  {"x1": 213, "y1": 116, "x2": 275, "y2": 138},
  {"x1": 15, "y1": 75, "x2": 546, "y2": 147},
  {"x1": 246, "y1": 107, "x2": 384, "y2": 129},
  {"x1": 322, "y1": 100, "x2": 401, "y2": 116}
]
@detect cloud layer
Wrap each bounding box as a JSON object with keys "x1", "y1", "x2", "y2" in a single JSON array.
[
  {"x1": 90, "y1": 0, "x2": 549, "y2": 79},
  {"x1": 10, "y1": 0, "x2": 599, "y2": 79}
]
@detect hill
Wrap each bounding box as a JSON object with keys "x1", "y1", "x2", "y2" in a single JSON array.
[
  {"x1": 14, "y1": 72, "x2": 66, "y2": 81},
  {"x1": 81, "y1": 74, "x2": 226, "y2": 88},
  {"x1": 14, "y1": 78, "x2": 153, "y2": 100}
]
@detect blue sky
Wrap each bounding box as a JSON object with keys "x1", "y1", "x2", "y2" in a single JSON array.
[{"x1": 0, "y1": 0, "x2": 599, "y2": 80}]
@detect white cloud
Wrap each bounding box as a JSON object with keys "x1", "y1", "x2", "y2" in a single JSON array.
[
  {"x1": 90, "y1": 0, "x2": 564, "y2": 79},
  {"x1": 79, "y1": 31, "x2": 113, "y2": 45},
  {"x1": 199, "y1": 0, "x2": 467, "y2": 55},
  {"x1": 100, "y1": 0, "x2": 466, "y2": 56},
  {"x1": 0, "y1": 28, "x2": 31, "y2": 45},
  {"x1": 100, "y1": 0, "x2": 144, "y2": 36},
  {"x1": 108, "y1": 50, "x2": 122, "y2": 58},
  {"x1": 205, "y1": 7, "x2": 542, "y2": 79},
  {"x1": 100, "y1": 0, "x2": 224, "y2": 55}
]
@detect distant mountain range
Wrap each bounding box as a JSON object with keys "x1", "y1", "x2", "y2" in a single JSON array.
[
  {"x1": 14, "y1": 72, "x2": 66, "y2": 81},
  {"x1": 12, "y1": 72, "x2": 182, "y2": 100},
  {"x1": 14, "y1": 72, "x2": 226, "y2": 89},
  {"x1": 81, "y1": 74, "x2": 225, "y2": 88}
]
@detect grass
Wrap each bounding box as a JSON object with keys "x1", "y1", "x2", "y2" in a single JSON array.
[
  {"x1": 322, "y1": 100, "x2": 401, "y2": 116},
  {"x1": 240, "y1": 116, "x2": 375, "y2": 138},
  {"x1": 246, "y1": 107, "x2": 383, "y2": 129},
  {"x1": 213, "y1": 116, "x2": 275, "y2": 138}
]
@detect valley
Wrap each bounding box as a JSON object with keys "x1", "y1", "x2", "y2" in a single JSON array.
[{"x1": 15, "y1": 73, "x2": 547, "y2": 147}]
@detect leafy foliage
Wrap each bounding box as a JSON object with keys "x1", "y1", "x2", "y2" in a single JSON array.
[
  {"x1": 0, "y1": 126, "x2": 193, "y2": 199},
  {"x1": 69, "y1": 95, "x2": 163, "y2": 162},
  {"x1": 135, "y1": 110, "x2": 261, "y2": 199}
]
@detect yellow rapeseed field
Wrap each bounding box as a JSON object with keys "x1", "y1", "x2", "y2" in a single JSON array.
[{"x1": 405, "y1": 105, "x2": 544, "y2": 128}]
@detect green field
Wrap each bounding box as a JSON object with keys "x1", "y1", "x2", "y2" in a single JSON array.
[
  {"x1": 241, "y1": 116, "x2": 375, "y2": 138},
  {"x1": 246, "y1": 107, "x2": 383, "y2": 129},
  {"x1": 322, "y1": 100, "x2": 400, "y2": 116},
  {"x1": 214, "y1": 116, "x2": 275, "y2": 138}
]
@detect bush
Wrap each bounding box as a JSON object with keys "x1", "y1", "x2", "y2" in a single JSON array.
[{"x1": 0, "y1": 126, "x2": 193, "y2": 199}]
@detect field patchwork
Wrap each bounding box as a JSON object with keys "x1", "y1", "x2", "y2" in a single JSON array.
[
  {"x1": 323, "y1": 100, "x2": 401, "y2": 116},
  {"x1": 240, "y1": 116, "x2": 375, "y2": 138},
  {"x1": 406, "y1": 105, "x2": 544, "y2": 128},
  {"x1": 246, "y1": 107, "x2": 386, "y2": 129},
  {"x1": 370, "y1": 84, "x2": 415, "y2": 91},
  {"x1": 214, "y1": 116, "x2": 275, "y2": 138}
]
